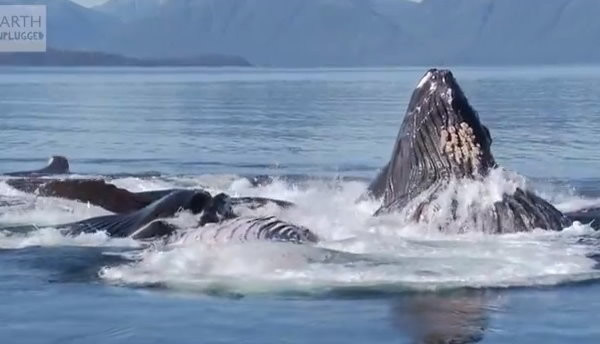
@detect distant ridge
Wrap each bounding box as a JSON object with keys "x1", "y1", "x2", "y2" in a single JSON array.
[
  {"x1": 0, "y1": 48, "x2": 252, "y2": 67},
  {"x1": 9, "y1": 0, "x2": 600, "y2": 67}
]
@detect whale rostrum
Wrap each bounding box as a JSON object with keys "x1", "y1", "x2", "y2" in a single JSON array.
[{"x1": 368, "y1": 69, "x2": 571, "y2": 233}]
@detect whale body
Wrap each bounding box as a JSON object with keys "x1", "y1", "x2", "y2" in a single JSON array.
[
  {"x1": 367, "y1": 69, "x2": 572, "y2": 233},
  {"x1": 3, "y1": 156, "x2": 69, "y2": 177}
]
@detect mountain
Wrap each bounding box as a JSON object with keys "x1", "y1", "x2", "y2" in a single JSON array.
[
  {"x1": 10, "y1": 0, "x2": 600, "y2": 66},
  {"x1": 384, "y1": 0, "x2": 600, "y2": 65},
  {"x1": 94, "y1": 0, "x2": 166, "y2": 21},
  {"x1": 0, "y1": 0, "x2": 119, "y2": 51},
  {"x1": 95, "y1": 0, "x2": 417, "y2": 66},
  {"x1": 0, "y1": 48, "x2": 251, "y2": 66},
  {"x1": 92, "y1": 0, "x2": 600, "y2": 66}
]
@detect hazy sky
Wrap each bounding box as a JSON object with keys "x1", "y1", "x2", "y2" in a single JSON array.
[{"x1": 72, "y1": 0, "x2": 108, "y2": 7}]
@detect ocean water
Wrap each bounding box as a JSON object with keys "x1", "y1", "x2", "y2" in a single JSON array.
[{"x1": 1, "y1": 66, "x2": 600, "y2": 343}]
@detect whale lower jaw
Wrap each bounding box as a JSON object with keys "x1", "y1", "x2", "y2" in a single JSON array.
[
  {"x1": 367, "y1": 69, "x2": 573, "y2": 234},
  {"x1": 376, "y1": 180, "x2": 571, "y2": 233}
]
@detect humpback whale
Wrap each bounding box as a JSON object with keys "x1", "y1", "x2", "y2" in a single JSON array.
[
  {"x1": 56, "y1": 190, "x2": 316, "y2": 243},
  {"x1": 59, "y1": 190, "x2": 232, "y2": 240},
  {"x1": 368, "y1": 69, "x2": 573, "y2": 233},
  {"x1": 11, "y1": 187, "x2": 315, "y2": 243},
  {"x1": 5, "y1": 69, "x2": 599, "y2": 241},
  {"x1": 5, "y1": 178, "x2": 294, "y2": 214},
  {"x1": 6, "y1": 178, "x2": 156, "y2": 213},
  {"x1": 175, "y1": 216, "x2": 318, "y2": 245},
  {"x1": 2, "y1": 167, "x2": 306, "y2": 242},
  {"x1": 3, "y1": 156, "x2": 70, "y2": 176}
]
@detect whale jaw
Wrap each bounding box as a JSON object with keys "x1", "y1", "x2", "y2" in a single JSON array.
[
  {"x1": 369, "y1": 69, "x2": 496, "y2": 210},
  {"x1": 369, "y1": 69, "x2": 571, "y2": 233}
]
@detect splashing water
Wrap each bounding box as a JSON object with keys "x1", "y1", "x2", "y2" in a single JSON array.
[
  {"x1": 1, "y1": 172, "x2": 600, "y2": 296},
  {"x1": 0, "y1": 227, "x2": 140, "y2": 250},
  {"x1": 387, "y1": 168, "x2": 527, "y2": 234}
]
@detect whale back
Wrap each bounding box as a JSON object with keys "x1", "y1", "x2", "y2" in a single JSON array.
[
  {"x1": 39, "y1": 156, "x2": 70, "y2": 174},
  {"x1": 4, "y1": 155, "x2": 70, "y2": 176},
  {"x1": 63, "y1": 190, "x2": 214, "y2": 239}
]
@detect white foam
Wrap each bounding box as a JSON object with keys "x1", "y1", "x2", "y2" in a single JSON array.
[
  {"x1": 387, "y1": 168, "x2": 527, "y2": 234},
  {"x1": 97, "y1": 173, "x2": 600, "y2": 294},
  {"x1": 0, "y1": 227, "x2": 139, "y2": 249},
  {"x1": 0, "y1": 195, "x2": 111, "y2": 227},
  {"x1": 110, "y1": 177, "x2": 175, "y2": 192},
  {"x1": 99, "y1": 224, "x2": 599, "y2": 294},
  {"x1": 555, "y1": 196, "x2": 600, "y2": 213},
  {"x1": 110, "y1": 174, "x2": 241, "y2": 194},
  {"x1": 2, "y1": 172, "x2": 599, "y2": 294},
  {"x1": 0, "y1": 180, "x2": 31, "y2": 197}
]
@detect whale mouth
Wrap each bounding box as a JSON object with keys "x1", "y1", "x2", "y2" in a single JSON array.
[
  {"x1": 368, "y1": 69, "x2": 571, "y2": 233},
  {"x1": 404, "y1": 69, "x2": 495, "y2": 178},
  {"x1": 368, "y1": 69, "x2": 497, "y2": 209}
]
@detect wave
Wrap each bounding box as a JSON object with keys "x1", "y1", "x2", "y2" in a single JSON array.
[{"x1": 2, "y1": 172, "x2": 600, "y2": 295}]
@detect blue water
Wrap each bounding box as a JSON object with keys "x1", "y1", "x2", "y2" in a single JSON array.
[{"x1": 1, "y1": 66, "x2": 600, "y2": 343}]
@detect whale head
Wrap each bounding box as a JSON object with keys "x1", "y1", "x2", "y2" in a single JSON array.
[
  {"x1": 367, "y1": 69, "x2": 570, "y2": 233},
  {"x1": 199, "y1": 193, "x2": 236, "y2": 225},
  {"x1": 369, "y1": 69, "x2": 496, "y2": 210}
]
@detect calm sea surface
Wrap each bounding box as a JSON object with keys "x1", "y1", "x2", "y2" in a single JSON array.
[{"x1": 1, "y1": 66, "x2": 600, "y2": 343}]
